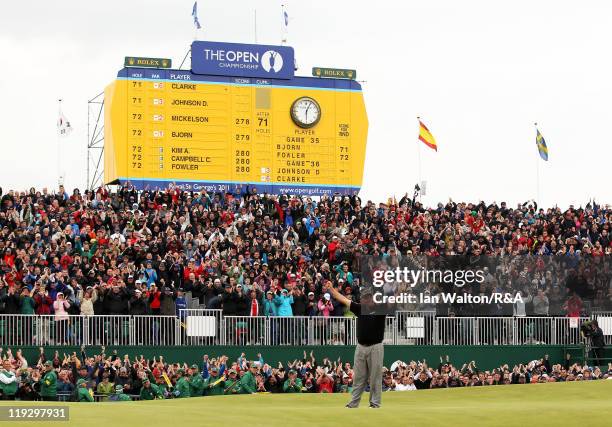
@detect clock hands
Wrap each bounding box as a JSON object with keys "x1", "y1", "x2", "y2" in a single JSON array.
[{"x1": 291, "y1": 97, "x2": 319, "y2": 128}]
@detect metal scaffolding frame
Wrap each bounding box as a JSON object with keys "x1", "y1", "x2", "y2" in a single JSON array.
[{"x1": 87, "y1": 92, "x2": 104, "y2": 190}]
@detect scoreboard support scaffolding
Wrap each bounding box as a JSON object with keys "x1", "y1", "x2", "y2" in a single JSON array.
[{"x1": 87, "y1": 92, "x2": 105, "y2": 190}]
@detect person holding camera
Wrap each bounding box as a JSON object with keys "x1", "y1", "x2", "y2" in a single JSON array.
[{"x1": 583, "y1": 320, "x2": 605, "y2": 367}]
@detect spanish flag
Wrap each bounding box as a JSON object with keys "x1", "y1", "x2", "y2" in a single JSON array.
[
  {"x1": 535, "y1": 126, "x2": 548, "y2": 161},
  {"x1": 418, "y1": 119, "x2": 437, "y2": 151}
]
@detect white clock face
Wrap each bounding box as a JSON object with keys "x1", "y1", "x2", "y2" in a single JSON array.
[{"x1": 291, "y1": 97, "x2": 321, "y2": 128}]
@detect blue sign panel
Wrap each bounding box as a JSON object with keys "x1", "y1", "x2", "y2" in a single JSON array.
[
  {"x1": 116, "y1": 68, "x2": 363, "y2": 91},
  {"x1": 191, "y1": 41, "x2": 294, "y2": 79}
]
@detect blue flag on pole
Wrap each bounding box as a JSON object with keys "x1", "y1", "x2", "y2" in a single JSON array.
[
  {"x1": 284, "y1": 10, "x2": 289, "y2": 27},
  {"x1": 192, "y1": 1, "x2": 202, "y2": 30}
]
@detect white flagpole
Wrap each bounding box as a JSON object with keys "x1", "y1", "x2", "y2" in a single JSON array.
[
  {"x1": 416, "y1": 117, "x2": 423, "y2": 186},
  {"x1": 535, "y1": 122, "x2": 540, "y2": 203},
  {"x1": 57, "y1": 99, "x2": 63, "y2": 186},
  {"x1": 536, "y1": 155, "x2": 540, "y2": 203},
  {"x1": 254, "y1": 9, "x2": 258, "y2": 44}
]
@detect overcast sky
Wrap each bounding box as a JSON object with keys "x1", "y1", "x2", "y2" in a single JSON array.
[{"x1": 1, "y1": 0, "x2": 610, "y2": 208}]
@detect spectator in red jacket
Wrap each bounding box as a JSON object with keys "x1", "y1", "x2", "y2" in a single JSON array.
[
  {"x1": 316, "y1": 369, "x2": 334, "y2": 393},
  {"x1": 33, "y1": 289, "x2": 53, "y2": 315}
]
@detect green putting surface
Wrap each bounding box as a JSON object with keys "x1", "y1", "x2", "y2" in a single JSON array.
[{"x1": 2, "y1": 381, "x2": 611, "y2": 427}]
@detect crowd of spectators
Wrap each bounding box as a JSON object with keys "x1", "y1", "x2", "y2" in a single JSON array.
[
  {"x1": 0, "y1": 185, "x2": 610, "y2": 320},
  {"x1": 0, "y1": 346, "x2": 610, "y2": 401}
]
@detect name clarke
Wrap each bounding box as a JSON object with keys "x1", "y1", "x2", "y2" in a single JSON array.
[
  {"x1": 171, "y1": 83, "x2": 196, "y2": 90},
  {"x1": 276, "y1": 176, "x2": 306, "y2": 183}
]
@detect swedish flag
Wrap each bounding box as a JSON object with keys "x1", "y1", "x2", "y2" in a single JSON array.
[{"x1": 536, "y1": 127, "x2": 548, "y2": 161}]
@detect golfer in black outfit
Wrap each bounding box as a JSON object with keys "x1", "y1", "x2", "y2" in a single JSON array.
[{"x1": 328, "y1": 283, "x2": 386, "y2": 408}]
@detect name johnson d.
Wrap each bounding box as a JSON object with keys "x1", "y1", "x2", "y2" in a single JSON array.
[{"x1": 171, "y1": 99, "x2": 208, "y2": 106}]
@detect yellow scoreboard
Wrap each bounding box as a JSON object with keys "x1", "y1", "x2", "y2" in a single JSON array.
[{"x1": 104, "y1": 57, "x2": 368, "y2": 195}]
